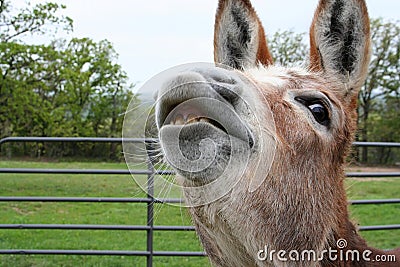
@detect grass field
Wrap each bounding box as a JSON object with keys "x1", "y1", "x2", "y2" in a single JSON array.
[{"x1": 0, "y1": 160, "x2": 399, "y2": 266}]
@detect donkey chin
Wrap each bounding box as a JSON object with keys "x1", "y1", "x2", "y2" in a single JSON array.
[{"x1": 153, "y1": 0, "x2": 400, "y2": 266}]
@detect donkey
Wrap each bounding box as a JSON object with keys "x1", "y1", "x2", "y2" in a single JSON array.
[{"x1": 154, "y1": 0, "x2": 400, "y2": 266}]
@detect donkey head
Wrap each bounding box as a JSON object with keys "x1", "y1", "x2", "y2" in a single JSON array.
[{"x1": 155, "y1": 0, "x2": 371, "y2": 265}]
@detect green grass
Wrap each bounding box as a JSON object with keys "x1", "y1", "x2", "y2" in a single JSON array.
[
  {"x1": 0, "y1": 160, "x2": 209, "y2": 267},
  {"x1": 0, "y1": 160, "x2": 399, "y2": 266},
  {"x1": 347, "y1": 178, "x2": 400, "y2": 249}
]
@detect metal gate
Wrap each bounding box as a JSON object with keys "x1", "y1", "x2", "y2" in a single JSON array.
[{"x1": 0, "y1": 137, "x2": 399, "y2": 266}]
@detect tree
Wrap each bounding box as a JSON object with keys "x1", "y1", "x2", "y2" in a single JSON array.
[
  {"x1": 26, "y1": 38, "x2": 135, "y2": 138},
  {"x1": 0, "y1": 0, "x2": 72, "y2": 138},
  {"x1": 267, "y1": 30, "x2": 308, "y2": 66},
  {"x1": 0, "y1": 0, "x2": 137, "y2": 160},
  {"x1": 51, "y1": 38, "x2": 135, "y2": 158},
  {"x1": 368, "y1": 97, "x2": 400, "y2": 164},
  {"x1": 358, "y1": 18, "x2": 400, "y2": 163},
  {"x1": 0, "y1": 0, "x2": 72, "y2": 42}
]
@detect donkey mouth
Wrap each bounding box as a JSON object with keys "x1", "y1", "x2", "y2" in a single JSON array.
[
  {"x1": 159, "y1": 97, "x2": 253, "y2": 182},
  {"x1": 155, "y1": 70, "x2": 255, "y2": 184},
  {"x1": 161, "y1": 97, "x2": 252, "y2": 144},
  {"x1": 164, "y1": 101, "x2": 225, "y2": 133}
]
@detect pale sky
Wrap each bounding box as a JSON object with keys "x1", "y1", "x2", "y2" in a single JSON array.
[{"x1": 14, "y1": 0, "x2": 400, "y2": 86}]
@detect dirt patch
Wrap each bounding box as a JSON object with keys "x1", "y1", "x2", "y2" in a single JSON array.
[
  {"x1": 12, "y1": 206, "x2": 34, "y2": 216},
  {"x1": 345, "y1": 166, "x2": 400, "y2": 181},
  {"x1": 348, "y1": 178, "x2": 393, "y2": 182},
  {"x1": 346, "y1": 166, "x2": 400, "y2": 173}
]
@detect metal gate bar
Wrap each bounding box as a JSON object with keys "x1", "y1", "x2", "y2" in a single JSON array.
[{"x1": 0, "y1": 137, "x2": 399, "y2": 266}]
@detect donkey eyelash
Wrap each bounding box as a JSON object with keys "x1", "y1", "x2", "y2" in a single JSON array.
[{"x1": 294, "y1": 96, "x2": 331, "y2": 127}]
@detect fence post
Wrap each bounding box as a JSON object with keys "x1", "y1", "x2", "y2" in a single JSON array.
[{"x1": 146, "y1": 160, "x2": 155, "y2": 267}]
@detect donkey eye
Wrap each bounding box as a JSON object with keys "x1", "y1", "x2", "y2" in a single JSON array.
[
  {"x1": 295, "y1": 97, "x2": 330, "y2": 127},
  {"x1": 308, "y1": 103, "x2": 329, "y2": 126}
]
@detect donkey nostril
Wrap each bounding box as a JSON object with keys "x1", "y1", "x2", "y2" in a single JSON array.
[
  {"x1": 191, "y1": 67, "x2": 243, "y2": 105},
  {"x1": 212, "y1": 84, "x2": 241, "y2": 106}
]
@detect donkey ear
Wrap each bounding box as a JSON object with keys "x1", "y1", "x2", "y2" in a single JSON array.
[
  {"x1": 310, "y1": 0, "x2": 371, "y2": 101},
  {"x1": 214, "y1": 0, "x2": 273, "y2": 70}
]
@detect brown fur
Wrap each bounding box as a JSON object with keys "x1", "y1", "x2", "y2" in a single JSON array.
[
  {"x1": 186, "y1": 73, "x2": 399, "y2": 267},
  {"x1": 178, "y1": 0, "x2": 399, "y2": 266}
]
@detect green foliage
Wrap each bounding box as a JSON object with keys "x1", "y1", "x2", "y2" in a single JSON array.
[
  {"x1": 267, "y1": 30, "x2": 308, "y2": 66},
  {"x1": 0, "y1": 0, "x2": 73, "y2": 42},
  {"x1": 1, "y1": 0, "x2": 398, "y2": 163},
  {"x1": 357, "y1": 18, "x2": 400, "y2": 164},
  {"x1": 0, "y1": 0, "x2": 138, "y2": 159}
]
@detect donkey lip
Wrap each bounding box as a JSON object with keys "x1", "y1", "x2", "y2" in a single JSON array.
[
  {"x1": 160, "y1": 97, "x2": 253, "y2": 145},
  {"x1": 164, "y1": 102, "x2": 228, "y2": 134}
]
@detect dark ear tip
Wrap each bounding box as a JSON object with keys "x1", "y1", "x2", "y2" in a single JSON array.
[
  {"x1": 309, "y1": 0, "x2": 371, "y2": 93},
  {"x1": 214, "y1": 0, "x2": 273, "y2": 69}
]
